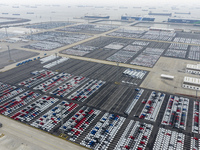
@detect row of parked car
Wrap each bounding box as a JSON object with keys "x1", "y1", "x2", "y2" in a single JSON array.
[
  {"x1": 60, "y1": 106, "x2": 101, "y2": 142},
  {"x1": 63, "y1": 44, "x2": 97, "y2": 56},
  {"x1": 153, "y1": 128, "x2": 185, "y2": 150},
  {"x1": 188, "y1": 50, "x2": 200, "y2": 61},
  {"x1": 191, "y1": 137, "x2": 200, "y2": 150},
  {"x1": 108, "y1": 32, "x2": 141, "y2": 38},
  {"x1": 139, "y1": 91, "x2": 165, "y2": 122},
  {"x1": 73, "y1": 45, "x2": 97, "y2": 51},
  {"x1": 191, "y1": 39, "x2": 200, "y2": 45},
  {"x1": 16, "y1": 58, "x2": 37, "y2": 66},
  {"x1": 24, "y1": 30, "x2": 93, "y2": 51},
  {"x1": 67, "y1": 79, "x2": 105, "y2": 102},
  {"x1": 124, "y1": 89, "x2": 144, "y2": 115},
  {"x1": 123, "y1": 45, "x2": 143, "y2": 52},
  {"x1": 62, "y1": 49, "x2": 90, "y2": 56},
  {"x1": 31, "y1": 101, "x2": 78, "y2": 132},
  {"x1": 26, "y1": 41, "x2": 64, "y2": 51},
  {"x1": 162, "y1": 95, "x2": 189, "y2": 130},
  {"x1": 132, "y1": 41, "x2": 149, "y2": 46},
  {"x1": 52, "y1": 33, "x2": 92, "y2": 45},
  {"x1": 107, "y1": 29, "x2": 144, "y2": 39},
  {"x1": 141, "y1": 34, "x2": 173, "y2": 41},
  {"x1": 142, "y1": 31, "x2": 176, "y2": 41},
  {"x1": 80, "y1": 113, "x2": 125, "y2": 150},
  {"x1": 59, "y1": 24, "x2": 116, "y2": 34},
  {"x1": 106, "y1": 50, "x2": 136, "y2": 63},
  {"x1": 164, "y1": 49, "x2": 187, "y2": 58},
  {"x1": 19, "y1": 70, "x2": 58, "y2": 88},
  {"x1": 33, "y1": 73, "x2": 72, "y2": 93},
  {"x1": 0, "y1": 90, "x2": 41, "y2": 116},
  {"x1": 117, "y1": 29, "x2": 145, "y2": 35},
  {"x1": 115, "y1": 120, "x2": 153, "y2": 150},
  {"x1": 192, "y1": 101, "x2": 200, "y2": 134},
  {"x1": 169, "y1": 43, "x2": 188, "y2": 50},
  {"x1": 11, "y1": 96, "x2": 58, "y2": 123},
  {"x1": 130, "y1": 50, "x2": 161, "y2": 68},
  {"x1": 0, "y1": 87, "x2": 24, "y2": 103},
  {"x1": 25, "y1": 21, "x2": 74, "y2": 29},
  {"x1": 173, "y1": 37, "x2": 194, "y2": 44},
  {"x1": 40, "y1": 55, "x2": 58, "y2": 64},
  {"x1": 104, "y1": 42, "x2": 125, "y2": 50},
  {"x1": 186, "y1": 69, "x2": 200, "y2": 76},
  {"x1": 188, "y1": 46, "x2": 200, "y2": 61},
  {"x1": 43, "y1": 57, "x2": 69, "y2": 69},
  {"x1": 0, "y1": 82, "x2": 12, "y2": 91},
  {"x1": 49, "y1": 76, "x2": 88, "y2": 97},
  {"x1": 143, "y1": 48, "x2": 164, "y2": 55},
  {"x1": 123, "y1": 68, "x2": 147, "y2": 79},
  {"x1": 0, "y1": 82, "x2": 19, "y2": 102}
]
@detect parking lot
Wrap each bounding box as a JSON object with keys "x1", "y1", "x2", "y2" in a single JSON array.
[
  {"x1": 0, "y1": 49, "x2": 39, "y2": 69},
  {"x1": 107, "y1": 29, "x2": 176, "y2": 42},
  {"x1": 141, "y1": 31, "x2": 176, "y2": 41},
  {"x1": 60, "y1": 36, "x2": 173, "y2": 68},
  {"x1": 23, "y1": 31, "x2": 92, "y2": 51},
  {"x1": 57, "y1": 24, "x2": 117, "y2": 34},
  {"x1": 188, "y1": 46, "x2": 200, "y2": 61},
  {"x1": 2, "y1": 22, "x2": 200, "y2": 149},
  {"x1": 130, "y1": 48, "x2": 165, "y2": 67},
  {"x1": 153, "y1": 128, "x2": 185, "y2": 150},
  {"x1": 173, "y1": 32, "x2": 200, "y2": 45},
  {"x1": 107, "y1": 29, "x2": 145, "y2": 38},
  {"x1": 61, "y1": 45, "x2": 97, "y2": 56},
  {"x1": 0, "y1": 56, "x2": 199, "y2": 150},
  {"x1": 61, "y1": 36, "x2": 133, "y2": 59},
  {"x1": 25, "y1": 21, "x2": 76, "y2": 29}
]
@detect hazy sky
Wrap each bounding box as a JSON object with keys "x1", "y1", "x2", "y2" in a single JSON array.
[{"x1": 1, "y1": 0, "x2": 200, "y2": 5}]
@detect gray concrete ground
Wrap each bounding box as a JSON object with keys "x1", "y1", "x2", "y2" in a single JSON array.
[
  {"x1": 140, "y1": 56, "x2": 200, "y2": 97},
  {"x1": 0, "y1": 49, "x2": 39, "y2": 69}
]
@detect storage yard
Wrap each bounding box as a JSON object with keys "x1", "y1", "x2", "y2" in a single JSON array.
[
  {"x1": 1, "y1": 20, "x2": 200, "y2": 150},
  {"x1": 23, "y1": 31, "x2": 92, "y2": 51},
  {"x1": 57, "y1": 24, "x2": 118, "y2": 34},
  {"x1": 25, "y1": 21, "x2": 76, "y2": 29}
]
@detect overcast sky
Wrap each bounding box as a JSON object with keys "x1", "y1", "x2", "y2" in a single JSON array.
[{"x1": 1, "y1": 0, "x2": 200, "y2": 5}]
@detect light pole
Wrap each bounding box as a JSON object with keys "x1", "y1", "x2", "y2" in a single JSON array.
[
  {"x1": 7, "y1": 45, "x2": 12, "y2": 61},
  {"x1": 115, "y1": 61, "x2": 120, "y2": 85},
  {"x1": 55, "y1": 53, "x2": 58, "y2": 66}
]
